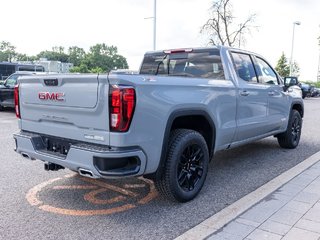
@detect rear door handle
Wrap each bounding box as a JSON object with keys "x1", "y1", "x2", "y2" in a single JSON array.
[
  {"x1": 240, "y1": 90, "x2": 249, "y2": 96},
  {"x1": 268, "y1": 90, "x2": 275, "y2": 96}
]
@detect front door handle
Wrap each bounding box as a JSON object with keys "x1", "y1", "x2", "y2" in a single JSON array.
[{"x1": 240, "y1": 90, "x2": 249, "y2": 96}]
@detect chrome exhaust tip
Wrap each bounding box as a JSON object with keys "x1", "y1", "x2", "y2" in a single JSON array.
[
  {"x1": 78, "y1": 168, "x2": 98, "y2": 179},
  {"x1": 21, "y1": 152, "x2": 35, "y2": 160}
]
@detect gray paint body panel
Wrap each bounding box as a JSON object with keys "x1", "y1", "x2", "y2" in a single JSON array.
[{"x1": 14, "y1": 46, "x2": 303, "y2": 178}]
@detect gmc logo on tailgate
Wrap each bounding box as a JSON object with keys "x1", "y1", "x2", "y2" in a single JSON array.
[{"x1": 39, "y1": 92, "x2": 65, "y2": 101}]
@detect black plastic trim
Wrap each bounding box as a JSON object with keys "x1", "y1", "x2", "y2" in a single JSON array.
[
  {"x1": 151, "y1": 109, "x2": 216, "y2": 180},
  {"x1": 93, "y1": 156, "x2": 141, "y2": 177}
]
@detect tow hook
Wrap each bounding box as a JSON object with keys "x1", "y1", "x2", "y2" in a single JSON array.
[{"x1": 44, "y1": 162, "x2": 65, "y2": 171}]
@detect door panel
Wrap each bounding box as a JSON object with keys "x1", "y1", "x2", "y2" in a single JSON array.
[
  {"x1": 230, "y1": 52, "x2": 270, "y2": 141},
  {"x1": 235, "y1": 82, "x2": 269, "y2": 140},
  {"x1": 267, "y1": 85, "x2": 289, "y2": 131},
  {"x1": 254, "y1": 56, "x2": 289, "y2": 132}
]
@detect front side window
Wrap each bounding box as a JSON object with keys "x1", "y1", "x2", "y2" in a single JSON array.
[
  {"x1": 140, "y1": 49, "x2": 225, "y2": 79},
  {"x1": 231, "y1": 52, "x2": 257, "y2": 83},
  {"x1": 254, "y1": 57, "x2": 278, "y2": 85}
]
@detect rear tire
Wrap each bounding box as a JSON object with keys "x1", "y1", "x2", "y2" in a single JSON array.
[
  {"x1": 154, "y1": 129, "x2": 209, "y2": 202},
  {"x1": 277, "y1": 110, "x2": 302, "y2": 149}
]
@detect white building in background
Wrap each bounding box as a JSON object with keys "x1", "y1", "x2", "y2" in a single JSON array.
[
  {"x1": 17, "y1": 59, "x2": 73, "y2": 73},
  {"x1": 34, "y1": 59, "x2": 74, "y2": 73}
]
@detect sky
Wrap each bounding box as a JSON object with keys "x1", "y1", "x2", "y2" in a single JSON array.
[{"x1": 1, "y1": 0, "x2": 320, "y2": 80}]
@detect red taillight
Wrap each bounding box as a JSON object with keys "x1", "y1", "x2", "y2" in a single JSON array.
[
  {"x1": 109, "y1": 86, "x2": 135, "y2": 132},
  {"x1": 14, "y1": 84, "x2": 20, "y2": 119}
]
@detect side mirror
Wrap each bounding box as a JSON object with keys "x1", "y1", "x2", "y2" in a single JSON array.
[{"x1": 284, "y1": 78, "x2": 297, "y2": 87}]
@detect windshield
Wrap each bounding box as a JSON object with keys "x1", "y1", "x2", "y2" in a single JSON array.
[{"x1": 140, "y1": 49, "x2": 225, "y2": 79}]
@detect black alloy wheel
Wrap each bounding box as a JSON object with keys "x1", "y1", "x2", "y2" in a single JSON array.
[
  {"x1": 154, "y1": 129, "x2": 209, "y2": 202},
  {"x1": 291, "y1": 115, "x2": 301, "y2": 146},
  {"x1": 177, "y1": 144, "x2": 204, "y2": 191},
  {"x1": 277, "y1": 109, "x2": 302, "y2": 149}
]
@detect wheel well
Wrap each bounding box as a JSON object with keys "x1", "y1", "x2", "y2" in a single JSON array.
[
  {"x1": 171, "y1": 115, "x2": 215, "y2": 156},
  {"x1": 144, "y1": 112, "x2": 216, "y2": 181},
  {"x1": 292, "y1": 104, "x2": 303, "y2": 118}
]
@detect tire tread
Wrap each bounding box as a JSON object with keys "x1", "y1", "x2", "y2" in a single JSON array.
[
  {"x1": 277, "y1": 110, "x2": 302, "y2": 149},
  {"x1": 154, "y1": 129, "x2": 209, "y2": 202}
]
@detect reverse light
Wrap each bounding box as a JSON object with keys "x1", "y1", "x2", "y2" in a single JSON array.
[
  {"x1": 109, "y1": 86, "x2": 135, "y2": 132},
  {"x1": 14, "y1": 84, "x2": 20, "y2": 119}
]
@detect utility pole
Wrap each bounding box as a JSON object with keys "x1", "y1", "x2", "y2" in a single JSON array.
[
  {"x1": 153, "y1": 0, "x2": 157, "y2": 50},
  {"x1": 289, "y1": 21, "x2": 301, "y2": 76},
  {"x1": 238, "y1": 24, "x2": 242, "y2": 48},
  {"x1": 317, "y1": 28, "x2": 320, "y2": 82},
  {"x1": 144, "y1": 0, "x2": 157, "y2": 50}
]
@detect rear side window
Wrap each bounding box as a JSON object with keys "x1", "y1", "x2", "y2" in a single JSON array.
[
  {"x1": 231, "y1": 52, "x2": 257, "y2": 83},
  {"x1": 36, "y1": 66, "x2": 45, "y2": 72},
  {"x1": 140, "y1": 49, "x2": 225, "y2": 79}
]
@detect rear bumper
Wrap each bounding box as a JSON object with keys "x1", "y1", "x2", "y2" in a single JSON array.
[{"x1": 13, "y1": 131, "x2": 147, "y2": 178}]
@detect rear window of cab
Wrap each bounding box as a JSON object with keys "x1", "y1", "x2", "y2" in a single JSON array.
[{"x1": 140, "y1": 49, "x2": 225, "y2": 80}]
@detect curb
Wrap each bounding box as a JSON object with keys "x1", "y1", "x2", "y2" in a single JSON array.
[{"x1": 175, "y1": 150, "x2": 320, "y2": 240}]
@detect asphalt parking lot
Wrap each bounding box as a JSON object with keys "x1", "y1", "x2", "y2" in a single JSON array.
[{"x1": 1, "y1": 98, "x2": 320, "y2": 240}]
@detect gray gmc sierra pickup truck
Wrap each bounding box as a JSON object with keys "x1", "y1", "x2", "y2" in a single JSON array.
[{"x1": 13, "y1": 46, "x2": 304, "y2": 202}]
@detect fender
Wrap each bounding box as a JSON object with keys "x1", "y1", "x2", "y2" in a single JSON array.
[
  {"x1": 150, "y1": 108, "x2": 216, "y2": 179},
  {"x1": 290, "y1": 100, "x2": 304, "y2": 118}
]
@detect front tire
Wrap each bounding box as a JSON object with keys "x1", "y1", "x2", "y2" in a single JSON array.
[
  {"x1": 154, "y1": 129, "x2": 209, "y2": 202},
  {"x1": 277, "y1": 110, "x2": 302, "y2": 149}
]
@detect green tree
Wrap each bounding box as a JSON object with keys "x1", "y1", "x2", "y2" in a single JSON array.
[
  {"x1": 84, "y1": 43, "x2": 128, "y2": 72},
  {"x1": 15, "y1": 53, "x2": 37, "y2": 61},
  {"x1": 201, "y1": 0, "x2": 257, "y2": 47},
  {"x1": 0, "y1": 41, "x2": 129, "y2": 73},
  {"x1": 69, "y1": 64, "x2": 89, "y2": 73},
  {"x1": 291, "y1": 61, "x2": 300, "y2": 77},
  {"x1": 37, "y1": 46, "x2": 69, "y2": 62},
  {"x1": 68, "y1": 46, "x2": 86, "y2": 66},
  {"x1": 275, "y1": 52, "x2": 290, "y2": 77},
  {"x1": 90, "y1": 67, "x2": 104, "y2": 73},
  {"x1": 0, "y1": 41, "x2": 17, "y2": 62},
  {"x1": 112, "y1": 54, "x2": 129, "y2": 70}
]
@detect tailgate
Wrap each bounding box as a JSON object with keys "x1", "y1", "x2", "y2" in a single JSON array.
[{"x1": 18, "y1": 74, "x2": 110, "y2": 145}]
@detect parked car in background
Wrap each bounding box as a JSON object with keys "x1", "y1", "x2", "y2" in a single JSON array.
[
  {"x1": 311, "y1": 87, "x2": 320, "y2": 97},
  {"x1": 300, "y1": 83, "x2": 312, "y2": 99},
  {"x1": 0, "y1": 62, "x2": 45, "y2": 80},
  {"x1": 283, "y1": 76, "x2": 312, "y2": 99},
  {"x1": 0, "y1": 72, "x2": 36, "y2": 110}
]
